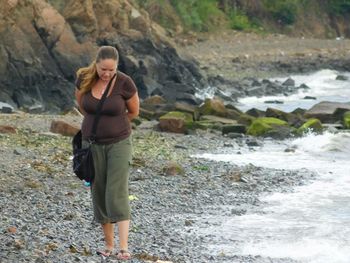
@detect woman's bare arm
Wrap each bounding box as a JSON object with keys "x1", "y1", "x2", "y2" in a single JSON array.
[
  {"x1": 75, "y1": 88, "x2": 86, "y2": 116},
  {"x1": 126, "y1": 92, "x2": 140, "y2": 121}
]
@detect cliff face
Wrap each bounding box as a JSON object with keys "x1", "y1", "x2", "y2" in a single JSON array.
[{"x1": 0, "y1": 0, "x2": 205, "y2": 112}]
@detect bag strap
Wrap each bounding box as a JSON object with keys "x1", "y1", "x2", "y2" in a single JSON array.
[{"x1": 89, "y1": 73, "x2": 117, "y2": 142}]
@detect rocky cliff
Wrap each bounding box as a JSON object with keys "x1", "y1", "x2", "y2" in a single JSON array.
[{"x1": 0, "y1": 0, "x2": 206, "y2": 113}]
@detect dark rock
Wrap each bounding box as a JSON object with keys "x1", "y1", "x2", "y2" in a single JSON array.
[
  {"x1": 1, "y1": 106, "x2": 13, "y2": 114},
  {"x1": 264, "y1": 100, "x2": 284, "y2": 104},
  {"x1": 282, "y1": 78, "x2": 295, "y2": 86},
  {"x1": 222, "y1": 124, "x2": 246, "y2": 135},
  {"x1": 304, "y1": 101, "x2": 350, "y2": 123},
  {"x1": 245, "y1": 108, "x2": 265, "y2": 118},
  {"x1": 336, "y1": 75, "x2": 348, "y2": 81},
  {"x1": 245, "y1": 138, "x2": 261, "y2": 147},
  {"x1": 299, "y1": 83, "x2": 311, "y2": 90},
  {"x1": 303, "y1": 96, "x2": 317, "y2": 100},
  {"x1": 291, "y1": 107, "x2": 306, "y2": 115}
]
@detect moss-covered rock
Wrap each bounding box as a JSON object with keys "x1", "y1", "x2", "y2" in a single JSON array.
[
  {"x1": 159, "y1": 111, "x2": 193, "y2": 133},
  {"x1": 188, "y1": 121, "x2": 223, "y2": 131},
  {"x1": 265, "y1": 107, "x2": 304, "y2": 127},
  {"x1": 199, "y1": 115, "x2": 237, "y2": 124},
  {"x1": 297, "y1": 118, "x2": 323, "y2": 134},
  {"x1": 237, "y1": 114, "x2": 256, "y2": 126},
  {"x1": 343, "y1": 111, "x2": 350, "y2": 129},
  {"x1": 198, "y1": 98, "x2": 227, "y2": 117},
  {"x1": 247, "y1": 117, "x2": 288, "y2": 137}
]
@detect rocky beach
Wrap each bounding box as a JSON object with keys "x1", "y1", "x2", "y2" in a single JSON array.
[{"x1": 0, "y1": 109, "x2": 319, "y2": 263}]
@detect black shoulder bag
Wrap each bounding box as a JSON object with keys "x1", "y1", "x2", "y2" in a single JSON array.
[{"x1": 72, "y1": 74, "x2": 116, "y2": 183}]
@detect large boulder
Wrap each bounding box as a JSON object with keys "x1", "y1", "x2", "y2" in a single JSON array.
[
  {"x1": 247, "y1": 117, "x2": 289, "y2": 137},
  {"x1": 266, "y1": 107, "x2": 304, "y2": 127},
  {"x1": 304, "y1": 101, "x2": 350, "y2": 123},
  {"x1": 198, "y1": 98, "x2": 227, "y2": 117},
  {"x1": 159, "y1": 111, "x2": 193, "y2": 133}
]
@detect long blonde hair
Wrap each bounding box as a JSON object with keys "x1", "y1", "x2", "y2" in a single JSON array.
[{"x1": 76, "y1": 46, "x2": 119, "y2": 93}]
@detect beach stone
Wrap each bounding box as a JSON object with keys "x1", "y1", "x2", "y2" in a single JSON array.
[
  {"x1": 0, "y1": 125, "x2": 17, "y2": 134},
  {"x1": 50, "y1": 120, "x2": 79, "y2": 136},
  {"x1": 7, "y1": 226, "x2": 17, "y2": 234}
]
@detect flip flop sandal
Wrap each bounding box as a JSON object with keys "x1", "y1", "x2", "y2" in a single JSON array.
[
  {"x1": 116, "y1": 249, "x2": 131, "y2": 260},
  {"x1": 97, "y1": 249, "x2": 113, "y2": 260}
]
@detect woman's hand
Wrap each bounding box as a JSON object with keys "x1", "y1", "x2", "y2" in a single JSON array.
[
  {"x1": 75, "y1": 88, "x2": 86, "y2": 116},
  {"x1": 126, "y1": 92, "x2": 140, "y2": 121}
]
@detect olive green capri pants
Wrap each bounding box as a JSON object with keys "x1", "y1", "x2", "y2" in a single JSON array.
[{"x1": 88, "y1": 136, "x2": 132, "y2": 224}]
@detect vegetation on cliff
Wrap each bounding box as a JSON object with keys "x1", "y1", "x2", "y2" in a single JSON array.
[{"x1": 133, "y1": 0, "x2": 350, "y2": 37}]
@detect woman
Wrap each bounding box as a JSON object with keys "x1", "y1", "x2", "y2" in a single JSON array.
[{"x1": 75, "y1": 46, "x2": 139, "y2": 260}]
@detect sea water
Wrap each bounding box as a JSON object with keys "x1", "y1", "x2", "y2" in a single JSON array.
[
  {"x1": 194, "y1": 70, "x2": 350, "y2": 262},
  {"x1": 237, "y1": 69, "x2": 350, "y2": 112}
]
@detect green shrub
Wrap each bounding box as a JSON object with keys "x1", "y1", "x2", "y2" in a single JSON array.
[
  {"x1": 328, "y1": 0, "x2": 350, "y2": 15},
  {"x1": 229, "y1": 10, "x2": 253, "y2": 31},
  {"x1": 170, "y1": 0, "x2": 224, "y2": 31},
  {"x1": 263, "y1": 0, "x2": 299, "y2": 25}
]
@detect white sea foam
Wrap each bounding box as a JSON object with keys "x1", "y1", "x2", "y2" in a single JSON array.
[{"x1": 194, "y1": 130, "x2": 350, "y2": 262}]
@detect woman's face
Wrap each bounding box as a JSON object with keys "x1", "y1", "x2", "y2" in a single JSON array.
[{"x1": 96, "y1": 58, "x2": 117, "y2": 81}]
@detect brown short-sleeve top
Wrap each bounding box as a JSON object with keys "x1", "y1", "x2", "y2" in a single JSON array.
[{"x1": 76, "y1": 71, "x2": 137, "y2": 144}]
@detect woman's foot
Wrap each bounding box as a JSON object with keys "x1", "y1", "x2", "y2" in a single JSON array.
[
  {"x1": 116, "y1": 249, "x2": 131, "y2": 260},
  {"x1": 97, "y1": 249, "x2": 113, "y2": 259}
]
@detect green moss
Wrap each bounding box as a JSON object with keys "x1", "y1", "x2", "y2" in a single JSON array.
[
  {"x1": 247, "y1": 117, "x2": 288, "y2": 136},
  {"x1": 297, "y1": 118, "x2": 323, "y2": 134},
  {"x1": 159, "y1": 111, "x2": 193, "y2": 123},
  {"x1": 198, "y1": 99, "x2": 227, "y2": 117},
  {"x1": 343, "y1": 111, "x2": 350, "y2": 129},
  {"x1": 238, "y1": 114, "x2": 256, "y2": 126}
]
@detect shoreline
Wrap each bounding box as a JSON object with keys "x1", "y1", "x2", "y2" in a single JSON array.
[
  {"x1": 179, "y1": 32, "x2": 350, "y2": 81},
  {"x1": 0, "y1": 113, "x2": 317, "y2": 262}
]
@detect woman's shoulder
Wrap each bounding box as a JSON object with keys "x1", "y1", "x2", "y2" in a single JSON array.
[{"x1": 117, "y1": 71, "x2": 132, "y2": 82}]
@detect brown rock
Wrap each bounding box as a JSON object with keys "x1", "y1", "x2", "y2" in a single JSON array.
[
  {"x1": 304, "y1": 101, "x2": 350, "y2": 123},
  {"x1": 162, "y1": 161, "x2": 184, "y2": 176},
  {"x1": 50, "y1": 120, "x2": 79, "y2": 136},
  {"x1": 143, "y1": 95, "x2": 167, "y2": 105},
  {"x1": 0, "y1": 125, "x2": 17, "y2": 134},
  {"x1": 7, "y1": 226, "x2": 17, "y2": 234},
  {"x1": 159, "y1": 118, "x2": 186, "y2": 133},
  {"x1": 198, "y1": 98, "x2": 227, "y2": 117}
]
